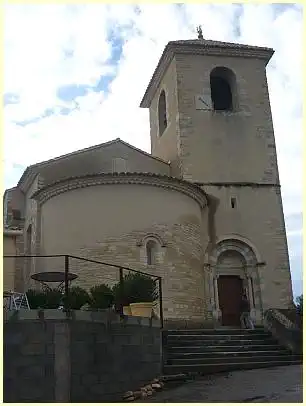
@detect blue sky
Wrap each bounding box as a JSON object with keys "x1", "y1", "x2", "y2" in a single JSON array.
[{"x1": 4, "y1": 4, "x2": 303, "y2": 298}]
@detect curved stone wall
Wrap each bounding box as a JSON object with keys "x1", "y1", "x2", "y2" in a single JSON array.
[{"x1": 34, "y1": 174, "x2": 208, "y2": 321}]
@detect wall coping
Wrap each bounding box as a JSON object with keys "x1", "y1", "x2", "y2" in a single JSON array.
[
  {"x1": 31, "y1": 172, "x2": 208, "y2": 209},
  {"x1": 4, "y1": 309, "x2": 161, "y2": 327},
  {"x1": 4, "y1": 229, "x2": 23, "y2": 237}
]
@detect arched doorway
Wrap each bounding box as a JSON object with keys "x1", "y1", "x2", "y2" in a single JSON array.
[
  {"x1": 217, "y1": 250, "x2": 246, "y2": 326},
  {"x1": 208, "y1": 238, "x2": 263, "y2": 327}
]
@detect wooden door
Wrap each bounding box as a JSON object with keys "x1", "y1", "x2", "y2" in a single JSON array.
[{"x1": 218, "y1": 275, "x2": 243, "y2": 326}]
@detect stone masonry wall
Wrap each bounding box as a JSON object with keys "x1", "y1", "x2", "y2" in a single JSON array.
[
  {"x1": 146, "y1": 46, "x2": 293, "y2": 315},
  {"x1": 3, "y1": 232, "x2": 24, "y2": 292},
  {"x1": 203, "y1": 184, "x2": 293, "y2": 310},
  {"x1": 37, "y1": 182, "x2": 207, "y2": 321},
  {"x1": 66, "y1": 218, "x2": 206, "y2": 321},
  {"x1": 23, "y1": 175, "x2": 41, "y2": 289},
  {"x1": 149, "y1": 58, "x2": 180, "y2": 174},
  {"x1": 4, "y1": 310, "x2": 161, "y2": 403}
]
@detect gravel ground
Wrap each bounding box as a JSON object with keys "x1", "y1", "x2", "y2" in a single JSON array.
[{"x1": 143, "y1": 364, "x2": 303, "y2": 403}]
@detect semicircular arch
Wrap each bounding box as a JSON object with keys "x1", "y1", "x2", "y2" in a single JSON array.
[
  {"x1": 136, "y1": 233, "x2": 166, "y2": 247},
  {"x1": 210, "y1": 237, "x2": 260, "y2": 268}
]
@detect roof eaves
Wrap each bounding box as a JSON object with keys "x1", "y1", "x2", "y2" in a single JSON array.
[
  {"x1": 31, "y1": 171, "x2": 206, "y2": 201},
  {"x1": 16, "y1": 139, "x2": 122, "y2": 192},
  {"x1": 17, "y1": 138, "x2": 169, "y2": 193},
  {"x1": 4, "y1": 227, "x2": 23, "y2": 236},
  {"x1": 118, "y1": 139, "x2": 170, "y2": 165},
  {"x1": 140, "y1": 40, "x2": 274, "y2": 108}
]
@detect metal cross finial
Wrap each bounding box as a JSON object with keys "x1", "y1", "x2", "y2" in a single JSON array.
[{"x1": 197, "y1": 25, "x2": 203, "y2": 40}]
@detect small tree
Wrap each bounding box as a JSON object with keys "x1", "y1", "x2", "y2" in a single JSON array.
[
  {"x1": 89, "y1": 284, "x2": 114, "y2": 309},
  {"x1": 44, "y1": 289, "x2": 63, "y2": 309},
  {"x1": 125, "y1": 272, "x2": 158, "y2": 303},
  {"x1": 113, "y1": 273, "x2": 158, "y2": 306},
  {"x1": 296, "y1": 294, "x2": 303, "y2": 315},
  {"x1": 64, "y1": 286, "x2": 90, "y2": 310},
  {"x1": 27, "y1": 289, "x2": 47, "y2": 309}
]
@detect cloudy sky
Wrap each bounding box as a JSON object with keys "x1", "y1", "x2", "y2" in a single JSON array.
[{"x1": 4, "y1": 4, "x2": 302, "y2": 297}]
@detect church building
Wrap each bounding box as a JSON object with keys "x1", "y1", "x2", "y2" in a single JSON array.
[{"x1": 3, "y1": 36, "x2": 294, "y2": 326}]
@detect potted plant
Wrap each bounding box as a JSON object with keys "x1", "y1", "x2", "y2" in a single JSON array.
[
  {"x1": 89, "y1": 284, "x2": 114, "y2": 310},
  {"x1": 125, "y1": 273, "x2": 158, "y2": 318}
]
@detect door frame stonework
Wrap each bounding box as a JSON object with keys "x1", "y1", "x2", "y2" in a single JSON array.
[{"x1": 207, "y1": 237, "x2": 264, "y2": 326}]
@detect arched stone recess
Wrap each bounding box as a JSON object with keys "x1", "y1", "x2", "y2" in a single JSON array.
[
  {"x1": 208, "y1": 237, "x2": 264, "y2": 325},
  {"x1": 213, "y1": 234, "x2": 263, "y2": 264},
  {"x1": 137, "y1": 233, "x2": 166, "y2": 266},
  {"x1": 136, "y1": 233, "x2": 166, "y2": 248}
]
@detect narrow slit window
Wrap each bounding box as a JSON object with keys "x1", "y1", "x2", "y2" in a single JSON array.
[
  {"x1": 231, "y1": 197, "x2": 236, "y2": 209},
  {"x1": 146, "y1": 240, "x2": 157, "y2": 265},
  {"x1": 158, "y1": 90, "x2": 167, "y2": 136}
]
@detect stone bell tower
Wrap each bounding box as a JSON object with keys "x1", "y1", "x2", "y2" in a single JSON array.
[{"x1": 140, "y1": 34, "x2": 294, "y2": 324}]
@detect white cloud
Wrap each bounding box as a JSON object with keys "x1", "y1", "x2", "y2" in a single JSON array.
[{"x1": 4, "y1": 4, "x2": 303, "y2": 294}]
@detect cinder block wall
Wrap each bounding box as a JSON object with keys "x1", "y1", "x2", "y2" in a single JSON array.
[{"x1": 4, "y1": 310, "x2": 161, "y2": 402}]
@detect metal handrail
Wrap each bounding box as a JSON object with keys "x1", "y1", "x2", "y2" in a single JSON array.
[{"x1": 3, "y1": 254, "x2": 164, "y2": 328}]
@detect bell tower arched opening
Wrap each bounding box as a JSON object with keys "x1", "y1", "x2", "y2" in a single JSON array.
[{"x1": 210, "y1": 66, "x2": 237, "y2": 111}]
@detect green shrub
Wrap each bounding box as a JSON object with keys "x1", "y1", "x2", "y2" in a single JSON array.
[
  {"x1": 296, "y1": 294, "x2": 303, "y2": 315},
  {"x1": 26, "y1": 289, "x2": 47, "y2": 309},
  {"x1": 296, "y1": 295, "x2": 303, "y2": 328},
  {"x1": 26, "y1": 288, "x2": 62, "y2": 309},
  {"x1": 112, "y1": 280, "x2": 131, "y2": 307},
  {"x1": 64, "y1": 286, "x2": 90, "y2": 310},
  {"x1": 114, "y1": 272, "x2": 158, "y2": 304},
  {"x1": 44, "y1": 289, "x2": 62, "y2": 309},
  {"x1": 89, "y1": 284, "x2": 114, "y2": 309}
]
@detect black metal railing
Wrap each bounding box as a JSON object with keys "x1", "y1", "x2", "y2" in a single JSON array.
[{"x1": 3, "y1": 254, "x2": 163, "y2": 328}]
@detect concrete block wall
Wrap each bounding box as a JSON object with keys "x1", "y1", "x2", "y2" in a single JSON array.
[{"x1": 4, "y1": 310, "x2": 161, "y2": 402}]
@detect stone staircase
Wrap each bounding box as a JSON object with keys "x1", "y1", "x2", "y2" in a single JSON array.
[{"x1": 163, "y1": 328, "x2": 302, "y2": 375}]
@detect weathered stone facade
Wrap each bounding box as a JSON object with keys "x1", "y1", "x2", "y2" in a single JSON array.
[
  {"x1": 3, "y1": 38, "x2": 294, "y2": 325},
  {"x1": 32, "y1": 174, "x2": 208, "y2": 322},
  {"x1": 3, "y1": 231, "x2": 22, "y2": 292}
]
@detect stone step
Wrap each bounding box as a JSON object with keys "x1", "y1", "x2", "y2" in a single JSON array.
[
  {"x1": 167, "y1": 344, "x2": 287, "y2": 352},
  {"x1": 166, "y1": 333, "x2": 271, "y2": 340},
  {"x1": 167, "y1": 349, "x2": 292, "y2": 359},
  {"x1": 163, "y1": 359, "x2": 302, "y2": 375},
  {"x1": 165, "y1": 328, "x2": 266, "y2": 335},
  {"x1": 166, "y1": 338, "x2": 279, "y2": 346},
  {"x1": 162, "y1": 327, "x2": 300, "y2": 375},
  {"x1": 166, "y1": 354, "x2": 301, "y2": 365}
]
